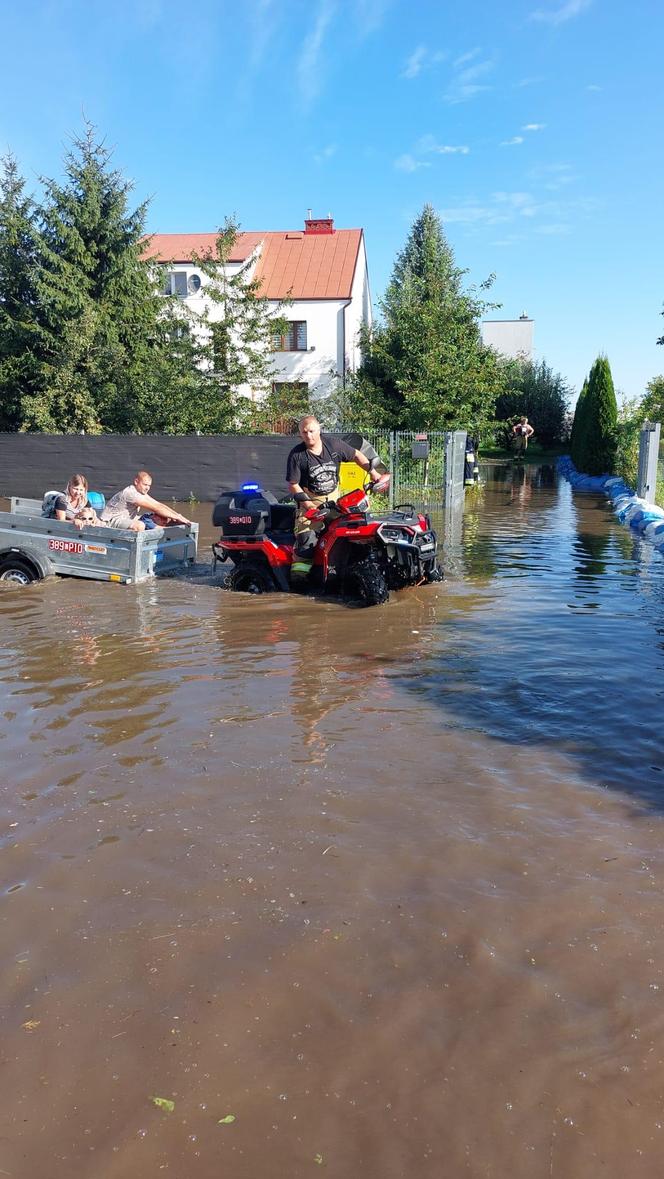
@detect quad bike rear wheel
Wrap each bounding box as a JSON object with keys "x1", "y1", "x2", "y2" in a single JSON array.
[
  {"x1": 227, "y1": 560, "x2": 276, "y2": 595},
  {"x1": 344, "y1": 557, "x2": 389, "y2": 607}
]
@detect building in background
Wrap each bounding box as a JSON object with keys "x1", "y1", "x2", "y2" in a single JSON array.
[
  {"x1": 481, "y1": 313, "x2": 534, "y2": 361},
  {"x1": 143, "y1": 216, "x2": 372, "y2": 402}
]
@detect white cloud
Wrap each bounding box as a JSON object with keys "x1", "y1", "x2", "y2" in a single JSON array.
[
  {"x1": 439, "y1": 187, "x2": 597, "y2": 234},
  {"x1": 313, "y1": 144, "x2": 338, "y2": 165},
  {"x1": 401, "y1": 45, "x2": 447, "y2": 79},
  {"x1": 500, "y1": 136, "x2": 525, "y2": 146},
  {"x1": 394, "y1": 153, "x2": 431, "y2": 172},
  {"x1": 495, "y1": 191, "x2": 538, "y2": 215},
  {"x1": 529, "y1": 162, "x2": 574, "y2": 189},
  {"x1": 402, "y1": 46, "x2": 427, "y2": 78},
  {"x1": 530, "y1": 0, "x2": 592, "y2": 25},
  {"x1": 297, "y1": 0, "x2": 336, "y2": 106},
  {"x1": 453, "y1": 48, "x2": 482, "y2": 68},
  {"x1": 440, "y1": 204, "x2": 502, "y2": 224},
  {"x1": 416, "y1": 134, "x2": 469, "y2": 155},
  {"x1": 444, "y1": 53, "x2": 494, "y2": 103},
  {"x1": 355, "y1": 0, "x2": 393, "y2": 36},
  {"x1": 522, "y1": 123, "x2": 546, "y2": 131},
  {"x1": 235, "y1": 0, "x2": 280, "y2": 107},
  {"x1": 535, "y1": 223, "x2": 571, "y2": 235}
]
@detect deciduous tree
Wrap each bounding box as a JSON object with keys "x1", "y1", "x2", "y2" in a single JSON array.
[{"x1": 494, "y1": 358, "x2": 571, "y2": 447}]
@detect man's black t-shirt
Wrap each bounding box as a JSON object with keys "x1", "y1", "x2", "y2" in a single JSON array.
[{"x1": 286, "y1": 435, "x2": 357, "y2": 497}]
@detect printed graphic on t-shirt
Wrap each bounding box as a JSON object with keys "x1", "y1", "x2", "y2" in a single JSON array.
[{"x1": 306, "y1": 459, "x2": 338, "y2": 495}]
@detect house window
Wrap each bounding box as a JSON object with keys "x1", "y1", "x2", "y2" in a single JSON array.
[
  {"x1": 162, "y1": 271, "x2": 190, "y2": 298},
  {"x1": 273, "y1": 321, "x2": 307, "y2": 351}
]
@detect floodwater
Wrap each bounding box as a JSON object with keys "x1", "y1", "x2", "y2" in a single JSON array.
[{"x1": 2, "y1": 464, "x2": 664, "y2": 1178}]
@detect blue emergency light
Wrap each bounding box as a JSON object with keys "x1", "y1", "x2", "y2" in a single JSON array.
[{"x1": 242, "y1": 482, "x2": 260, "y2": 492}]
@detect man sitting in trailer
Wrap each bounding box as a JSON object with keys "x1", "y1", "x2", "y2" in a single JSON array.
[{"x1": 100, "y1": 471, "x2": 190, "y2": 531}]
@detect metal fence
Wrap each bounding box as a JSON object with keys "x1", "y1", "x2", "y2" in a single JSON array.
[{"x1": 334, "y1": 427, "x2": 465, "y2": 510}]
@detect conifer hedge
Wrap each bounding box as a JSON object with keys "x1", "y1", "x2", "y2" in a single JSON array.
[{"x1": 569, "y1": 356, "x2": 617, "y2": 475}]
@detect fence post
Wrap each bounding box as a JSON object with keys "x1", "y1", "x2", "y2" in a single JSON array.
[
  {"x1": 389, "y1": 431, "x2": 395, "y2": 509},
  {"x1": 444, "y1": 430, "x2": 467, "y2": 504},
  {"x1": 637, "y1": 421, "x2": 661, "y2": 503}
]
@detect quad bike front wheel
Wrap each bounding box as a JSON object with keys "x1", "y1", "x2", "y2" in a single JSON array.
[
  {"x1": 425, "y1": 563, "x2": 444, "y2": 583},
  {"x1": 227, "y1": 560, "x2": 276, "y2": 595},
  {"x1": 344, "y1": 557, "x2": 389, "y2": 607}
]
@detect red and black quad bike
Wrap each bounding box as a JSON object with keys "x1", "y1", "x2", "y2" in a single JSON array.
[{"x1": 212, "y1": 482, "x2": 443, "y2": 607}]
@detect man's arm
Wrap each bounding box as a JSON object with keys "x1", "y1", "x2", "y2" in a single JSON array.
[
  {"x1": 131, "y1": 491, "x2": 190, "y2": 524},
  {"x1": 288, "y1": 480, "x2": 316, "y2": 510},
  {"x1": 352, "y1": 448, "x2": 382, "y2": 484}
]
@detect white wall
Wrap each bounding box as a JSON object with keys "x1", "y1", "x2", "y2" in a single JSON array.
[
  {"x1": 156, "y1": 240, "x2": 372, "y2": 401},
  {"x1": 267, "y1": 298, "x2": 347, "y2": 398},
  {"x1": 345, "y1": 235, "x2": 371, "y2": 375},
  {"x1": 481, "y1": 318, "x2": 534, "y2": 360}
]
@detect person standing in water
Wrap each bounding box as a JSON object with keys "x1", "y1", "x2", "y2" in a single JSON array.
[{"x1": 512, "y1": 416, "x2": 534, "y2": 459}]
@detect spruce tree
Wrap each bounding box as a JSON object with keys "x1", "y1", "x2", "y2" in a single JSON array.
[
  {"x1": 0, "y1": 155, "x2": 43, "y2": 431},
  {"x1": 573, "y1": 356, "x2": 617, "y2": 474},
  {"x1": 24, "y1": 123, "x2": 164, "y2": 432},
  {"x1": 357, "y1": 204, "x2": 505, "y2": 430}
]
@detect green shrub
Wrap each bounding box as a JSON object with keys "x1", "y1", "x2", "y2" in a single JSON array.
[{"x1": 571, "y1": 356, "x2": 617, "y2": 474}]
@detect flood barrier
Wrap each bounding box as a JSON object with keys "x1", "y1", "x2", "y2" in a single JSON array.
[{"x1": 558, "y1": 455, "x2": 664, "y2": 551}]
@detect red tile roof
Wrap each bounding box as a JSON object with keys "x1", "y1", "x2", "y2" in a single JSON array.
[
  {"x1": 142, "y1": 232, "x2": 264, "y2": 264},
  {"x1": 142, "y1": 229, "x2": 363, "y2": 300}
]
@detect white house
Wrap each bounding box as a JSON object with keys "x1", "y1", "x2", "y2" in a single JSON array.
[
  {"x1": 481, "y1": 314, "x2": 534, "y2": 361},
  {"x1": 143, "y1": 216, "x2": 372, "y2": 402}
]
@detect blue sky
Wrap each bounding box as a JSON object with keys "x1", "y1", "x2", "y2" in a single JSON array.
[{"x1": 3, "y1": 0, "x2": 662, "y2": 401}]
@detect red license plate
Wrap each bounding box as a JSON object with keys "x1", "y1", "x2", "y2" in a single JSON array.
[{"x1": 48, "y1": 539, "x2": 84, "y2": 555}]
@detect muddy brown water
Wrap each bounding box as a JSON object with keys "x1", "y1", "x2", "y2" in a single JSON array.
[{"x1": 2, "y1": 465, "x2": 664, "y2": 1178}]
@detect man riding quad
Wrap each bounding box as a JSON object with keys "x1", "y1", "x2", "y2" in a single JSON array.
[{"x1": 286, "y1": 415, "x2": 388, "y2": 583}]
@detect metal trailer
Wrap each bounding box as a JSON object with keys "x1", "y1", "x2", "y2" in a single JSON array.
[{"x1": 0, "y1": 498, "x2": 199, "y2": 586}]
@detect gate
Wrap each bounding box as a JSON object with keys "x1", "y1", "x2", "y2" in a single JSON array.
[{"x1": 333, "y1": 428, "x2": 465, "y2": 509}]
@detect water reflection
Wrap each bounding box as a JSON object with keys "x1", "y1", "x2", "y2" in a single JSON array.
[{"x1": 405, "y1": 462, "x2": 664, "y2": 808}]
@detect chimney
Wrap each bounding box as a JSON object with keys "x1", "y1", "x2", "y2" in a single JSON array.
[{"x1": 304, "y1": 215, "x2": 335, "y2": 235}]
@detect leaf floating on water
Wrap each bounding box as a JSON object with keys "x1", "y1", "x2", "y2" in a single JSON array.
[
  {"x1": 314, "y1": 1153, "x2": 324, "y2": 1165},
  {"x1": 218, "y1": 1114, "x2": 236, "y2": 1124},
  {"x1": 22, "y1": 1019, "x2": 41, "y2": 1031},
  {"x1": 150, "y1": 1096, "x2": 175, "y2": 1113}
]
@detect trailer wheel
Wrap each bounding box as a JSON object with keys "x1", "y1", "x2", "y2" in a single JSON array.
[
  {"x1": 0, "y1": 557, "x2": 40, "y2": 585},
  {"x1": 228, "y1": 560, "x2": 276, "y2": 595}
]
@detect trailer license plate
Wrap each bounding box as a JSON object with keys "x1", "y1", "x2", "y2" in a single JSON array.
[{"x1": 48, "y1": 539, "x2": 83, "y2": 554}]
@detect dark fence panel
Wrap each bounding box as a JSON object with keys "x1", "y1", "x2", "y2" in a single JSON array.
[{"x1": 0, "y1": 435, "x2": 298, "y2": 502}]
